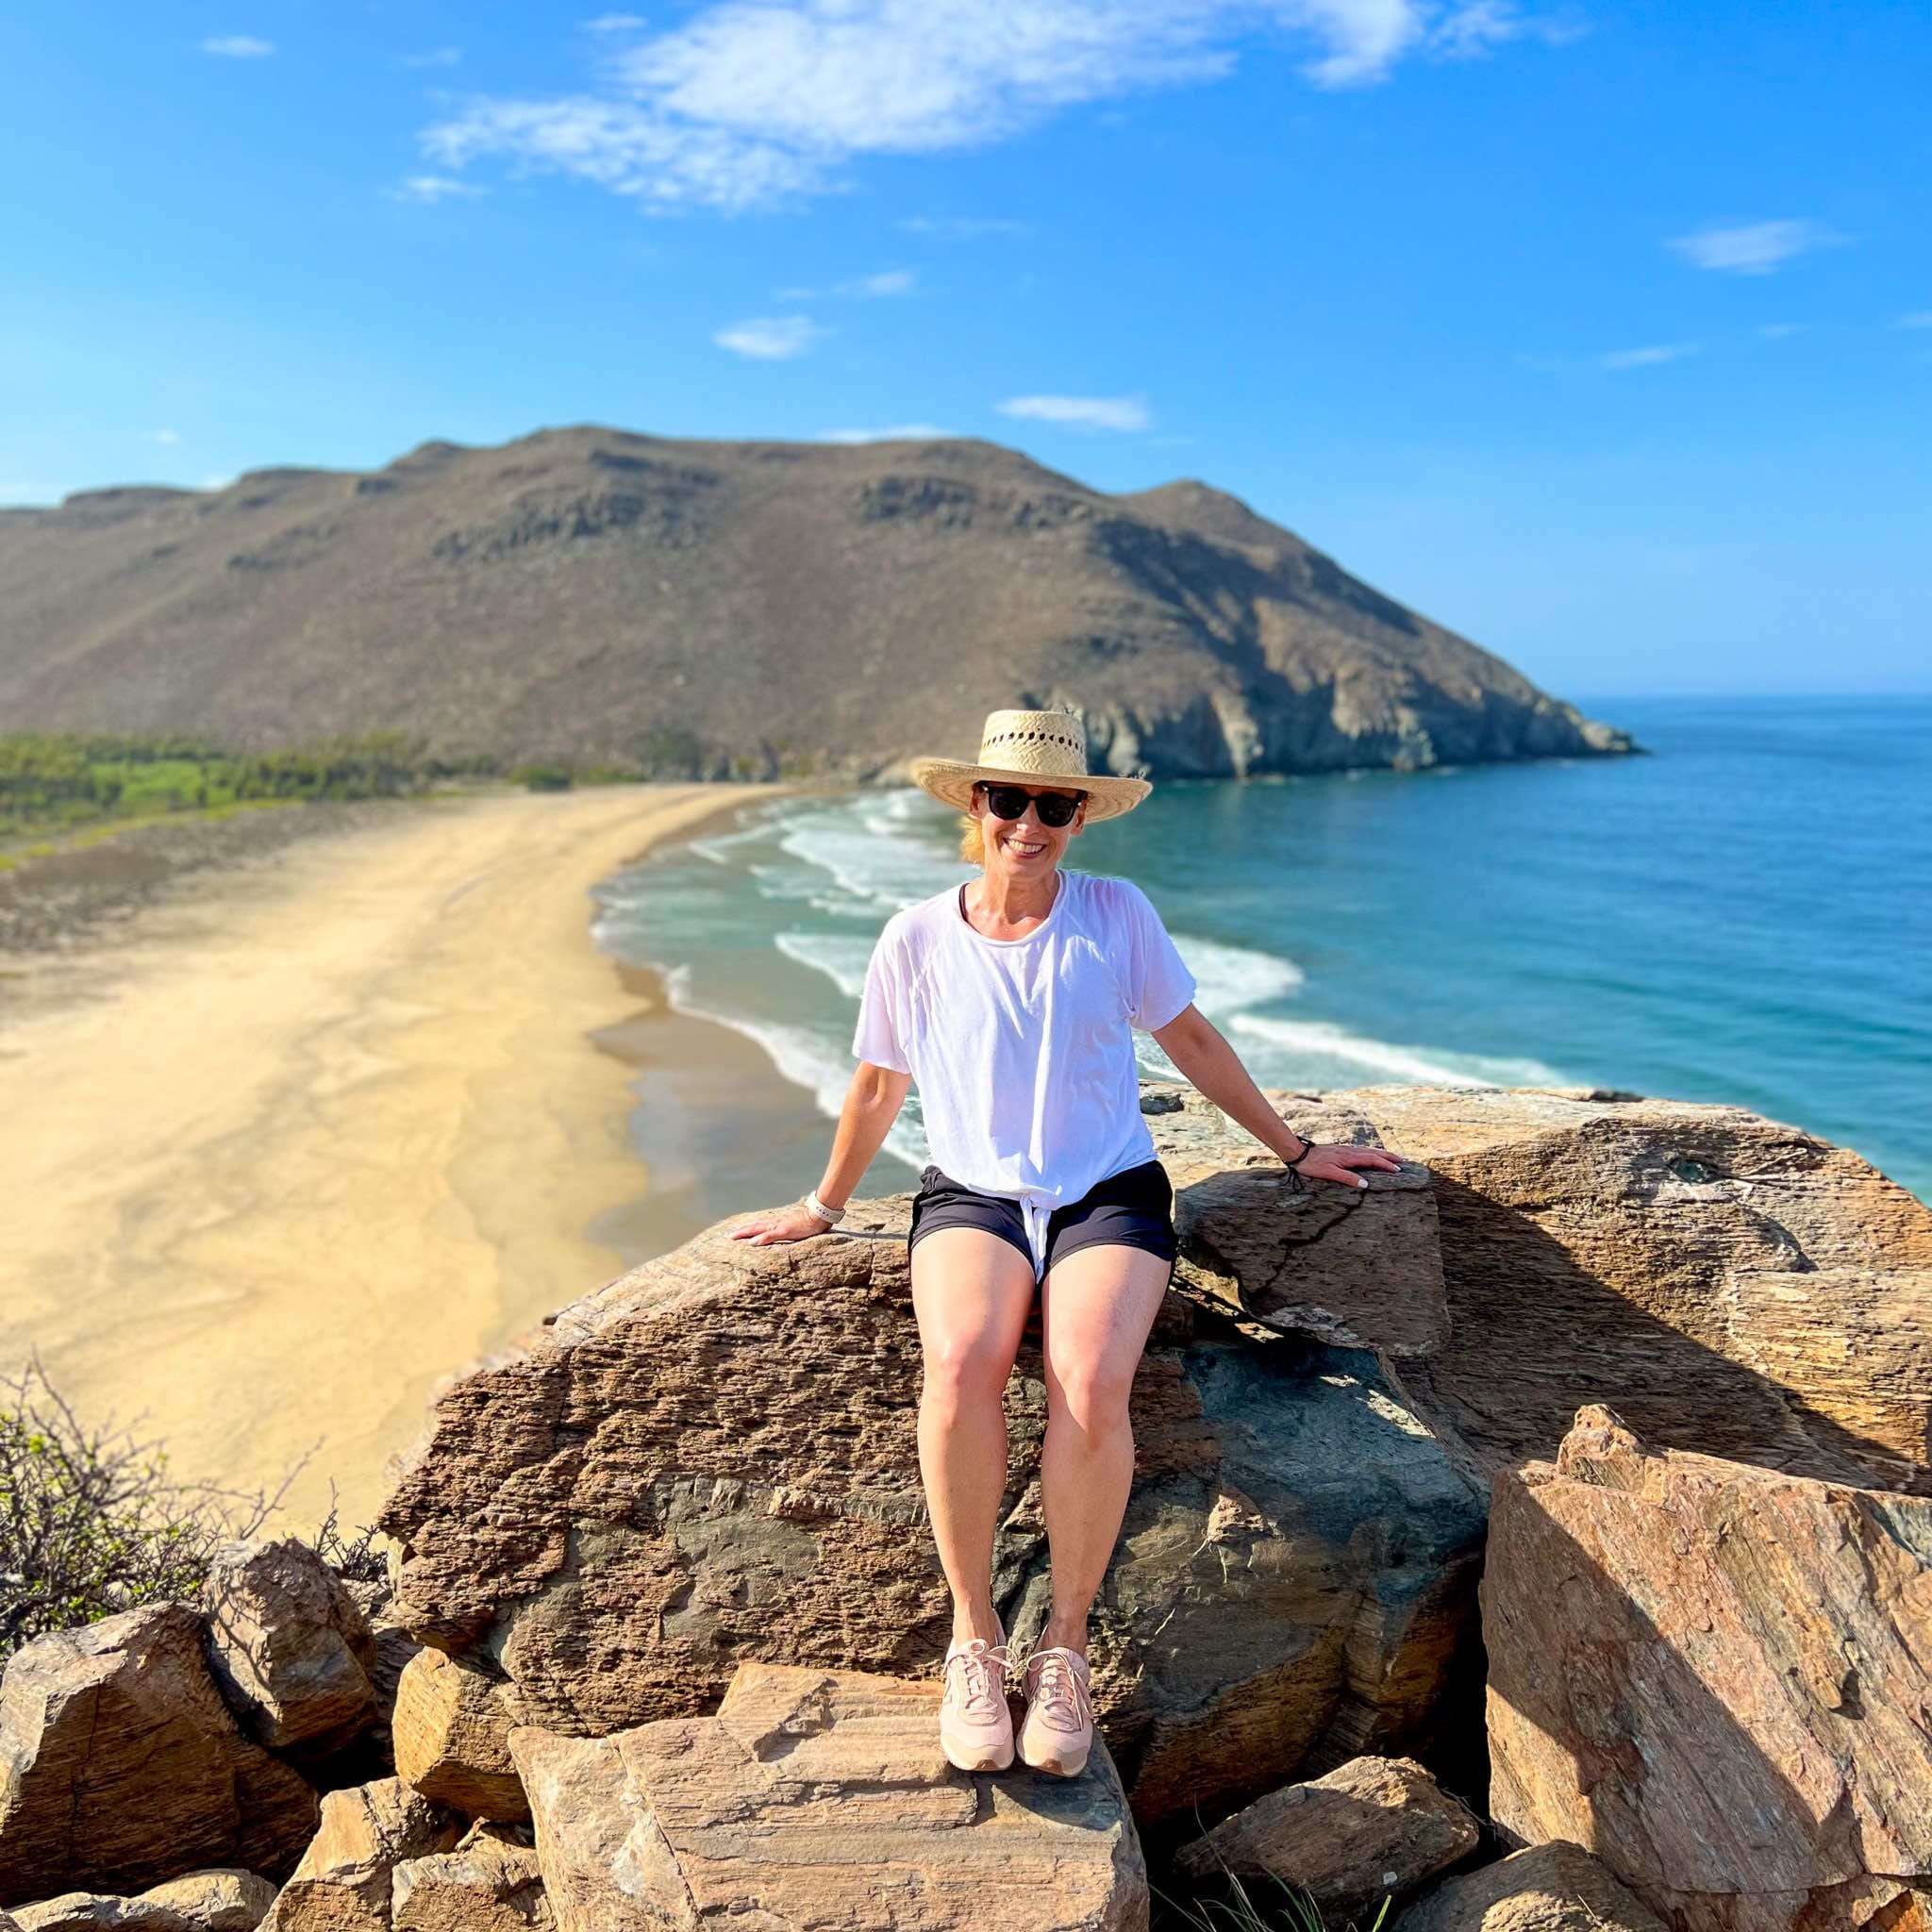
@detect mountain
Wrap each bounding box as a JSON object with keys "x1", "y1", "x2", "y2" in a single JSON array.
[{"x1": 0, "y1": 426, "x2": 1633, "y2": 779}]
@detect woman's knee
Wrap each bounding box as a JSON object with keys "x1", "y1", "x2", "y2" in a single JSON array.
[
  {"x1": 921, "y1": 1339, "x2": 1014, "y2": 1416},
  {"x1": 1045, "y1": 1358, "x2": 1137, "y2": 1438}
]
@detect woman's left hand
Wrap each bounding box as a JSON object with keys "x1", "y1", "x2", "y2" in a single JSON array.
[{"x1": 1291, "y1": 1141, "x2": 1404, "y2": 1191}]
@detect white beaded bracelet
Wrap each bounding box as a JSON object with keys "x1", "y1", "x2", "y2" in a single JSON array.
[{"x1": 805, "y1": 1190, "x2": 846, "y2": 1225}]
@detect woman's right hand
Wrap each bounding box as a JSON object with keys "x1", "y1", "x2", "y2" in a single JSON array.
[{"x1": 730, "y1": 1202, "x2": 834, "y2": 1245}]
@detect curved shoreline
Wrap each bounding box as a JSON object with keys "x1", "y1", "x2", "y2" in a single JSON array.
[{"x1": 0, "y1": 782, "x2": 777, "y2": 1530}]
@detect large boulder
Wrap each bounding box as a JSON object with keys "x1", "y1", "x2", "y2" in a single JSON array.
[
  {"x1": 1147, "y1": 1088, "x2": 1448, "y2": 1355},
  {"x1": 1396, "y1": 1842, "x2": 1672, "y2": 1932},
  {"x1": 391, "y1": 1827, "x2": 548, "y2": 1931},
  {"x1": 257, "y1": 1781, "x2": 459, "y2": 1932},
  {"x1": 390, "y1": 1651, "x2": 527, "y2": 1824},
  {"x1": 0, "y1": 1605, "x2": 319, "y2": 1908},
  {"x1": 1241, "y1": 1085, "x2": 1932, "y2": 1491},
  {"x1": 379, "y1": 1192, "x2": 1486, "y2": 1826},
  {"x1": 1482, "y1": 1407, "x2": 1932, "y2": 1932},
  {"x1": 201, "y1": 1543, "x2": 379, "y2": 1759},
  {"x1": 1173, "y1": 1754, "x2": 1481, "y2": 1915},
  {"x1": 508, "y1": 1661, "x2": 1146, "y2": 1931}
]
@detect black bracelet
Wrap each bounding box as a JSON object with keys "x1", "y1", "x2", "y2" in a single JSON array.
[{"x1": 1288, "y1": 1136, "x2": 1318, "y2": 1169}]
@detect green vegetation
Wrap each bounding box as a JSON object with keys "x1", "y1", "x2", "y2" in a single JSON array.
[
  {"x1": 0, "y1": 1358, "x2": 379, "y2": 1663},
  {"x1": 1155, "y1": 1875, "x2": 1394, "y2": 1932},
  {"x1": 0, "y1": 730, "x2": 661, "y2": 846}
]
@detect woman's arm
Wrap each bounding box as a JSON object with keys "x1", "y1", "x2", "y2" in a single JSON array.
[
  {"x1": 1149, "y1": 1004, "x2": 1400, "y2": 1191},
  {"x1": 730, "y1": 1059, "x2": 914, "y2": 1244}
]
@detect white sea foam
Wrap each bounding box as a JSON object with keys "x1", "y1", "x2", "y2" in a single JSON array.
[
  {"x1": 775, "y1": 930, "x2": 874, "y2": 1002},
  {"x1": 661, "y1": 963, "x2": 930, "y2": 1166},
  {"x1": 1174, "y1": 934, "x2": 1305, "y2": 1016},
  {"x1": 1228, "y1": 1012, "x2": 1559, "y2": 1089}
]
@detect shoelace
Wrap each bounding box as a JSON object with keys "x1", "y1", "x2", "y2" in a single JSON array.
[
  {"x1": 942, "y1": 1638, "x2": 1010, "y2": 1718},
  {"x1": 1024, "y1": 1646, "x2": 1092, "y2": 1732}
]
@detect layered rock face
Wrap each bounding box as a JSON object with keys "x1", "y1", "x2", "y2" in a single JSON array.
[
  {"x1": 380, "y1": 1183, "x2": 1487, "y2": 1826},
  {"x1": 508, "y1": 1662, "x2": 1147, "y2": 1932},
  {"x1": 0, "y1": 1606, "x2": 318, "y2": 1907},
  {"x1": 1219, "y1": 1086, "x2": 1932, "y2": 1491},
  {"x1": 1482, "y1": 1407, "x2": 1932, "y2": 1932},
  {"x1": 1396, "y1": 1842, "x2": 1672, "y2": 1932}
]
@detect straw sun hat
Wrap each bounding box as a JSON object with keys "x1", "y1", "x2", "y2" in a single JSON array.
[{"x1": 908, "y1": 708, "x2": 1152, "y2": 824}]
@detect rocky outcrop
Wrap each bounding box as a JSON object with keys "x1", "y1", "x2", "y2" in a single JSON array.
[
  {"x1": 1482, "y1": 1407, "x2": 1932, "y2": 1932},
  {"x1": 0, "y1": 1605, "x2": 318, "y2": 1907},
  {"x1": 10, "y1": 1871, "x2": 276, "y2": 1931},
  {"x1": 509, "y1": 1661, "x2": 1147, "y2": 1931},
  {"x1": 1148, "y1": 1090, "x2": 1447, "y2": 1354},
  {"x1": 379, "y1": 1185, "x2": 1487, "y2": 1826},
  {"x1": 390, "y1": 1652, "x2": 528, "y2": 1824},
  {"x1": 1396, "y1": 1842, "x2": 1671, "y2": 1932},
  {"x1": 201, "y1": 1543, "x2": 379, "y2": 1759},
  {"x1": 257, "y1": 1782, "x2": 459, "y2": 1932},
  {"x1": 1223, "y1": 1085, "x2": 1932, "y2": 1491},
  {"x1": 1174, "y1": 1755, "x2": 1481, "y2": 1914},
  {"x1": 391, "y1": 1827, "x2": 549, "y2": 1931}
]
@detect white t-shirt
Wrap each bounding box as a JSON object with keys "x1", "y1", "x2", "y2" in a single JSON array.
[{"x1": 851, "y1": 868, "x2": 1198, "y2": 1274}]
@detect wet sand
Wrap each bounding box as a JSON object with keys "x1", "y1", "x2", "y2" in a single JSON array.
[{"x1": 0, "y1": 783, "x2": 775, "y2": 1530}]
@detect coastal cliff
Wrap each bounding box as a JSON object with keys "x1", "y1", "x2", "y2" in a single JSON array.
[
  {"x1": 6, "y1": 1081, "x2": 1924, "y2": 1932},
  {"x1": 0, "y1": 428, "x2": 1632, "y2": 779}
]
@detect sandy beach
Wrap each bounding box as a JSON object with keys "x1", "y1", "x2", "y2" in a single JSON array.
[{"x1": 0, "y1": 783, "x2": 774, "y2": 1529}]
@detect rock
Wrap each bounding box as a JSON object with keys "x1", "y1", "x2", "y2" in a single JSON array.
[
  {"x1": 11, "y1": 1871, "x2": 275, "y2": 1932},
  {"x1": 1173, "y1": 1755, "x2": 1480, "y2": 1915},
  {"x1": 1278, "y1": 1085, "x2": 1932, "y2": 1491},
  {"x1": 390, "y1": 1652, "x2": 527, "y2": 1824},
  {"x1": 258, "y1": 1781, "x2": 459, "y2": 1932},
  {"x1": 391, "y1": 1826, "x2": 548, "y2": 1931},
  {"x1": 379, "y1": 1195, "x2": 1487, "y2": 1826},
  {"x1": 201, "y1": 1543, "x2": 379, "y2": 1758},
  {"x1": 135, "y1": 1873, "x2": 277, "y2": 1930},
  {"x1": 1145, "y1": 1087, "x2": 1448, "y2": 1355},
  {"x1": 509, "y1": 1661, "x2": 1146, "y2": 1931},
  {"x1": 0, "y1": 1605, "x2": 319, "y2": 1907},
  {"x1": 1396, "y1": 1842, "x2": 1671, "y2": 1932},
  {"x1": 1482, "y1": 1407, "x2": 1932, "y2": 1932}
]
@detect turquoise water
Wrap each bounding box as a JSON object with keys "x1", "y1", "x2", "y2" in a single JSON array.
[{"x1": 591, "y1": 695, "x2": 1931, "y2": 1232}]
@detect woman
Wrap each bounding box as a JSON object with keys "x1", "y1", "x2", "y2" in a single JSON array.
[{"x1": 731, "y1": 708, "x2": 1398, "y2": 1777}]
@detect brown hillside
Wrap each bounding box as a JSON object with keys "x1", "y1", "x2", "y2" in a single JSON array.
[{"x1": 0, "y1": 426, "x2": 1632, "y2": 778}]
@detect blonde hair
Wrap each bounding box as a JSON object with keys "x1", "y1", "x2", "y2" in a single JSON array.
[{"x1": 958, "y1": 814, "x2": 985, "y2": 865}]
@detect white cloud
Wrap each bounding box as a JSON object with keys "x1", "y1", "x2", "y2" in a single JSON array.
[
  {"x1": 201, "y1": 34, "x2": 274, "y2": 57},
  {"x1": 583, "y1": 13, "x2": 646, "y2": 27},
  {"x1": 997, "y1": 392, "x2": 1151, "y2": 430},
  {"x1": 421, "y1": 1, "x2": 1564, "y2": 212},
  {"x1": 201, "y1": 474, "x2": 237, "y2": 491},
  {"x1": 898, "y1": 215, "x2": 1032, "y2": 237},
  {"x1": 1599, "y1": 343, "x2": 1700, "y2": 370},
  {"x1": 853, "y1": 268, "x2": 916, "y2": 296},
  {"x1": 403, "y1": 47, "x2": 462, "y2": 68},
  {"x1": 1894, "y1": 310, "x2": 1932, "y2": 330},
  {"x1": 714, "y1": 314, "x2": 824, "y2": 358},
  {"x1": 818, "y1": 424, "x2": 952, "y2": 442},
  {"x1": 1666, "y1": 219, "x2": 1842, "y2": 275},
  {"x1": 151, "y1": 429, "x2": 181, "y2": 446},
  {"x1": 1757, "y1": 322, "x2": 1808, "y2": 339},
  {"x1": 389, "y1": 175, "x2": 488, "y2": 203}
]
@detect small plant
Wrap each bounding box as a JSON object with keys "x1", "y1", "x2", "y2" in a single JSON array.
[
  {"x1": 0, "y1": 1357, "x2": 300, "y2": 1662},
  {"x1": 1154, "y1": 1874, "x2": 1393, "y2": 1932}
]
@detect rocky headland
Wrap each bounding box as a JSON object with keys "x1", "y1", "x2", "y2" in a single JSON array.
[
  {"x1": 0, "y1": 429, "x2": 1633, "y2": 781},
  {"x1": 3, "y1": 1081, "x2": 1926, "y2": 1931}
]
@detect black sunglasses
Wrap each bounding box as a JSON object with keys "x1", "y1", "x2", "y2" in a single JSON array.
[{"x1": 974, "y1": 782, "x2": 1085, "y2": 828}]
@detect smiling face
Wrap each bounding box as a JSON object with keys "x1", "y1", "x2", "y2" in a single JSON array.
[{"x1": 970, "y1": 781, "x2": 1089, "y2": 877}]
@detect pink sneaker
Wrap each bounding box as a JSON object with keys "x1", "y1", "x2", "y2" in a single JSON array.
[
  {"x1": 1018, "y1": 1644, "x2": 1093, "y2": 1777},
  {"x1": 938, "y1": 1624, "x2": 1014, "y2": 1773}
]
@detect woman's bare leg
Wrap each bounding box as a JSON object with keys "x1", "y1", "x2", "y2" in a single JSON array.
[
  {"x1": 1036, "y1": 1244, "x2": 1174, "y2": 1656},
  {"x1": 909, "y1": 1227, "x2": 1036, "y2": 1645}
]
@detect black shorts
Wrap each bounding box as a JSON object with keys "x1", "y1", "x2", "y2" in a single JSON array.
[{"x1": 907, "y1": 1158, "x2": 1176, "y2": 1281}]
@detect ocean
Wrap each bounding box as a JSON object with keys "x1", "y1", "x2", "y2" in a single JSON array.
[{"x1": 589, "y1": 695, "x2": 1931, "y2": 1244}]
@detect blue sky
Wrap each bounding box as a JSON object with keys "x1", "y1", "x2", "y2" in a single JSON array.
[{"x1": 3, "y1": 2, "x2": 1927, "y2": 697}]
